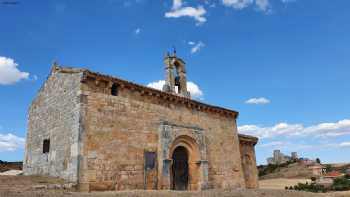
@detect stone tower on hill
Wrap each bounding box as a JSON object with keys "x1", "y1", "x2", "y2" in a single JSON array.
[{"x1": 23, "y1": 55, "x2": 259, "y2": 192}]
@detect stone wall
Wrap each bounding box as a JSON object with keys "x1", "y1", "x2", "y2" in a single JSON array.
[
  {"x1": 23, "y1": 67, "x2": 83, "y2": 182},
  {"x1": 239, "y1": 135, "x2": 259, "y2": 189},
  {"x1": 24, "y1": 67, "x2": 259, "y2": 191},
  {"x1": 78, "y1": 76, "x2": 246, "y2": 191}
]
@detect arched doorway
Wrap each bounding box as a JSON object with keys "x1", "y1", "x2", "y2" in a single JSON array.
[
  {"x1": 161, "y1": 133, "x2": 207, "y2": 191},
  {"x1": 171, "y1": 146, "x2": 189, "y2": 190}
]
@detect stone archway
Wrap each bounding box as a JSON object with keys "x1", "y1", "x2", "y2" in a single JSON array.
[
  {"x1": 158, "y1": 122, "x2": 209, "y2": 190},
  {"x1": 169, "y1": 136, "x2": 201, "y2": 190}
]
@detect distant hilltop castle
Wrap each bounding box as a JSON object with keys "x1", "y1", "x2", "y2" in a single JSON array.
[{"x1": 267, "y1": 150, "x2": 299, "y2": 165}]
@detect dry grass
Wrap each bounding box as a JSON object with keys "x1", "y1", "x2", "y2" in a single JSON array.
[
  {"x1": 259, "y1": 178, "x2": 311, "y2": 190},
  {"x1": 0, "y1": 189, "x2": 336, "y2": 197},
  {"x1": 0, "y1": 175, "x2": 347, "y2": 197},
  {"x1": 259, "y1": 178, "x2": 350, "y2": 197}
]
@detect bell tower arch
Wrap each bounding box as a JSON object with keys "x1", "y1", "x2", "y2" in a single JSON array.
[{"x1": 162, "y1": 51, "x2": 190, "y2": 98}]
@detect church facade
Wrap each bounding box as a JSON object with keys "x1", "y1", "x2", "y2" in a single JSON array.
[{"x1": 23, "y1": 53, "x2": 259, "y2": 191}]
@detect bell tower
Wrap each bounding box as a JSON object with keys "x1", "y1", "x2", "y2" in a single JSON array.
[{"x1": 162, "y1": 50, "x2": 190, "y2": 98}]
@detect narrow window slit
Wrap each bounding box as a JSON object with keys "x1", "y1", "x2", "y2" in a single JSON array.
[
  {"x1": 111, "y1": 83, "x2": 119, "y2": 96},
  {"x1": 43, "y1": 139, "x2": 50, "y2": 153}
]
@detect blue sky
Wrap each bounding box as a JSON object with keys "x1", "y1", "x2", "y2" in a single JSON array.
[{"x1": 0, "y1": 0, "x2": 349, "y2": 164}]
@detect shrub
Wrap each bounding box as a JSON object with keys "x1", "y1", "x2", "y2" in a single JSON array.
[
  {"x1": 325, "y1": 164, "x2": 332, "y2": 173},
  {"x1": 288, "y1": 182, "x2": 327, "y2": 193},
  {"x1": 332, "y1": 178, "x2": 350, "y2": 191}
]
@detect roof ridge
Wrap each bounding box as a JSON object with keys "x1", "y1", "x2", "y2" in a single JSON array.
[{"x1": 57, "y1": 65, "x2": 239, "y2": 118}]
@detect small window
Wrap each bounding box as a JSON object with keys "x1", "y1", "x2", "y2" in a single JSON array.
[
  {"x1": 43, "y1": 139, "x2": 50, "y2": 154},
  {"x1": 111, "y1": 83, "x2": 119, "y2": 96},
  {"x1": 144, "y1": 151, "x2": 156, "y2": 170}
]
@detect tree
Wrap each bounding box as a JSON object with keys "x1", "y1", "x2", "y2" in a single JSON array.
[
  {"x1": 325, "y1": 164, "x2": 332, "y2": 173},
  {"x1": 316, "y1": 158, "x2": 321, "y2": 164}
]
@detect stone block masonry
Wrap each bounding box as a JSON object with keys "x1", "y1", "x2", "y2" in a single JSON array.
[{"x1": 24, "y1": 55, "x2": 259, "y2": 192}]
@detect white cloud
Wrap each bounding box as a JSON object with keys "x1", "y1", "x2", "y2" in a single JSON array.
[
  {"x1": 238, "y1": 119, "x2": 350, "y2": 139},
  {"x1": 173, "y1": 0, "x2": 182, "y2": 9},
  {"x1": 245, "y1": 97, "x2": 270, "y2": 105},
  {"x1": 339, "y1": 142, "x2": 350, "y2": 147},
  {"x1": 281, "y1": 0, "x2": 296, "y2": 3},
  {"x1": 190, "y1": 41, "x2": 205, "y2": 54},
  {"x1": 134, "y1": 28, "x2": 141, "y2": 35},
  {"x1": 186, "y1": 81, "x2": 203, "y2": 98},
  {"x1": 258, "y1": 141, "x2": 312, "y2": 150},
  {"x1": 0, "y1": 56, "x2": 29, "y2": 85},
  {"x1": 222, "y1": 0, "x2": 254, "y2": 9},
  {"x1": 165, "y1": 0, "x2": 207, "y2": 25},
  {"x1": 147, "y1": 80, "x2": 165, "y2": 91},
  {"x1": 188, "y1": 41, "x2": 195, "y2": 45},
  {"x1": 258, "y1": 141, "x2": 284, "y2": 147},
  {"x1": 256, "y1": 0, "x2": 270, "y2": 12},
  {"x1": 147, "y1": 80, "x2": 203, "y2": 99},
  {"x1": 222, "y1": 0, "x2": 275, "y2": 12},
  {"x1": 0, "y1": 133, "x2": 25, "y2": 152}
]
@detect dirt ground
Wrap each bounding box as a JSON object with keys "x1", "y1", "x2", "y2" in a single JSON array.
[
  {"x1": 0, "y1": 175, "x2": 349, "y2": 197},
  {"x1": 259, "y1": 178, "x2": 312, "y2": 190},
  {"x1": 259, "y1": 178, "x2": 350, "y2": 197}
]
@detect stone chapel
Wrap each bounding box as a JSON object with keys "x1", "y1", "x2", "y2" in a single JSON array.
[{"x1": 23, "y1": 53, "x2": 259, "y2": 191}]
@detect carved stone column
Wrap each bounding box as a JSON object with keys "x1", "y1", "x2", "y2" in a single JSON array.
[{"x1": 160, "y1": 159, "x2": 172, "y2": 189}]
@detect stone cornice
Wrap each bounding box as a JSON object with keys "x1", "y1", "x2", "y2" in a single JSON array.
[
  {"x1": 54, "y1": 66, "x2": 239, "y2": 119},
  {"x1": 238, "y1": 134, "x2": 258, "y2": 145}
]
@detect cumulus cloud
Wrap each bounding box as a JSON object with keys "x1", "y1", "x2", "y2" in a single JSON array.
[
  {"x1": 339, "y1": 142, "x2": 350, "y2": 147},
  {"x1": 164, "y1": 0, "x2": 297, "y2": 24},
  {"x1": 147, "y1": 80, "x2": 203, "y2": 99},
  {"x1": 258, "y1": 141, "x2": 284, "y2": 147},
  {"x1": 245, "y1": 97, "x2": 270, "y2": 105},
  {"x1": 188, "y1": 41, "x2": 195, "y2": 45},
  {"x1": 0, "y1": 56, "x2": 30, "y2": 85},
  {"x1": 222, "y1": 0, "x2": 254, "y2": 9},
  {"x1": 147, "y1": 80, "x2": 165, "y2": 91},
  {"x1": 189, "y1": 41, "x2": 205, "y2": 54},
  {"x1": 186, "y1": 81, "x2": 203, "y2": 98},
  {"x1": 255, "y1": 0, "x2": 270, "y2": 12},
  {"x1": 259, "y1": 140, "x2": 350, "y2": 152},
  {"x1": 0, "y1": 133, "x2": 25, "y2": 152},
  {"x1": 165, "y1": 0, "x2": 207, "y2": 25},
  {"x1": 221, "y1": 0, "x2": 294, "y2": 12},
  {"x1": 281, "y1": 0, "x2": 296, "y2": 3},
  {"x1": 258, "y1": 141, "x2": 312, "y2": 150},
  {"x1": 238, "y1": 119, "x2": 350, "y2": 139},
  {"x1": 173, "y1": 0, "x2": 182, "y2": 9},
  {"x1": 134, "y1": 28, "x2": 141, "y2": 35}
]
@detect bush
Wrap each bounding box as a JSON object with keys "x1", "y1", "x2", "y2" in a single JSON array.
[
  {"x1": 288, "y1": 178, "x2": 350, "y2": 193},
  {"x1": 332, "y1": 178, "x2": 350, "y2": 191},
  {"x1": 258, "y1": 160, "x2": 299, "y2": 177},
  {"x1": 316, "y1": 158, "x2": 321, "y2": 164},
  {"x1": 325, "y1": 164, "x2": 332, "y2": 173},
  {"x1": 289, "y1": 182, "x2": 327, "y2": 193}
]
